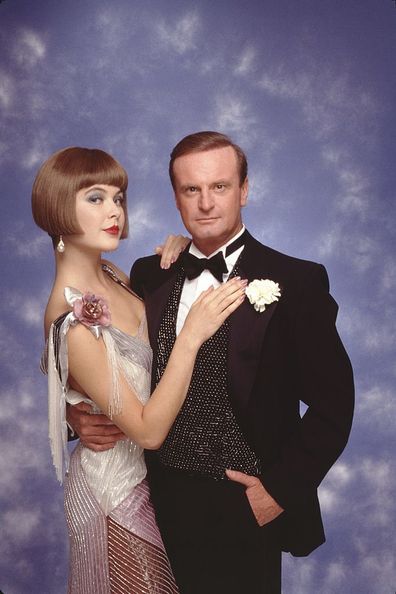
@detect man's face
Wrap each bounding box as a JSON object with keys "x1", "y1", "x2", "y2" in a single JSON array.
[{"x1": 172, "y1": 146, "x2": 248, "y2": 256}]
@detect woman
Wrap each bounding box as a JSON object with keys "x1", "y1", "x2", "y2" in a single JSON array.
[{"x1": 32, "y1": 146, "x2": 247, "y2": 594}]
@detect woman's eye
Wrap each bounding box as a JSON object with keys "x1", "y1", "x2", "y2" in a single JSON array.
[
  {"x1": 88, "y1": 194, "x2": 103, "y2": 204},
  {"x1": 115, "y1": 195, "x2": 124, "y2": 205}
]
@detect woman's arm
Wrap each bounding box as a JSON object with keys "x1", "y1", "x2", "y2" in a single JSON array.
[{"x1": 67, "y1": 278, "x2": 246, "y2": 449}]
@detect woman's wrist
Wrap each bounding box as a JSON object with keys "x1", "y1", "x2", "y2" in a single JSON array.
[{"x1": 175, "y1": 327, "x2": 202, "y2": 354}]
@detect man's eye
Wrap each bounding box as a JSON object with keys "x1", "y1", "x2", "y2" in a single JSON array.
[{"x1": 187, "y1": 187, "x2": 197, "y2": 193}]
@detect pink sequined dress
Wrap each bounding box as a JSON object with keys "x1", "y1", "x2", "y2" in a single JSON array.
[{"x1": 43, "y1": 286, "x2": 179, "y2": 594}]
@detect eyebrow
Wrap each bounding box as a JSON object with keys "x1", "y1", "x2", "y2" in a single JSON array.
[{"x1": 180, "y1": 180, "x2": 230, "y2": 191}]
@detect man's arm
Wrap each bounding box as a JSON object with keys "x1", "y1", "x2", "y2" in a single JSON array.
[
  {"x1": 228, "y1": 263, "x2": 354, "y2": 521},
  {"x1": 261, "y1": 263, "x2": 354, "y2": 511}
]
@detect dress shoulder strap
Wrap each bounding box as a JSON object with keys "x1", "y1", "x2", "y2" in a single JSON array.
[{"x1": 102, "y1": 263, "x2": 142, "y2": 301}]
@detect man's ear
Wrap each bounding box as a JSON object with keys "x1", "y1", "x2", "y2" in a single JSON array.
[{"x1": 240, "y1": 177, "x2": 248, "y2": 207}]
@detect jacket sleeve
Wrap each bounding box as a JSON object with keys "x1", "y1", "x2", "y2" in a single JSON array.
[{"x1": 260, "y1": 264, "x2": 355, "y2": 511}]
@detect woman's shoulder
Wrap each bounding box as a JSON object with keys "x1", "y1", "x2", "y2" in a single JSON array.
[{"x1": 44, "y1": 291, "x2": 71, "y2": 337}]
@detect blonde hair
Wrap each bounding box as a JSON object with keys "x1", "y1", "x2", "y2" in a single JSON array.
[{"x1": 32, "y1": 147, "x2": 129, "y2": 241}]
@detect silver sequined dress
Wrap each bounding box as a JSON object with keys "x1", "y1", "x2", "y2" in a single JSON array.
[{"x1": 43, "y1": 286, "x2": 179, "y2": 594}]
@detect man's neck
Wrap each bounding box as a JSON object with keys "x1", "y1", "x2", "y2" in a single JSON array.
[{"x1": 192, "y1": 225, "x2": 245, "y2": 258}]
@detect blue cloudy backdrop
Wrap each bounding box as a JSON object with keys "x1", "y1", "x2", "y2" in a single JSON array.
[{"x1": 0, "y1": 1, "x2": 395, "y2": 592}]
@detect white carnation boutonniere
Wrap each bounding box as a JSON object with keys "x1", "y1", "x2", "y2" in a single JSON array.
[{"x1": 245, "y1": 279, "x2": 281, "y2": 313}]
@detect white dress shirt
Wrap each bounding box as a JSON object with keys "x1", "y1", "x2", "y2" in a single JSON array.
[{"x1": 176, "y1": 226, "x2": 246, "y2": 335}]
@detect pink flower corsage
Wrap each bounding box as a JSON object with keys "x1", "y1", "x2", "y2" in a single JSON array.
[{"x1": 72, "y1": 293, "x2": 111, "y2": 328}]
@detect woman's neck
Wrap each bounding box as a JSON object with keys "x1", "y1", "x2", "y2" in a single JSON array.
[{"x1": 54, "y1": 245, "x2": 110, "y2": 292}]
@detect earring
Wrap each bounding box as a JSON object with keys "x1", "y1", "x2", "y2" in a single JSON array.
[{"x1": 57, "y1": 235, "x2": 65, "y2": 253}]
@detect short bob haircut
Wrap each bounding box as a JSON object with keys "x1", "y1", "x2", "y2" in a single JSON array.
[
  {"x1": 169, "y1": 131, "x2": 248, "y2": 190},
  {"x1": 32, "y1": 147, "x2": 129, "y2": 242}
]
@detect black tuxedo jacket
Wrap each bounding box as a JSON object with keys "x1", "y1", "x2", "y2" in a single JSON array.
[{"x1": 130, "y1": 230, "x2": 354, "y2": 556}]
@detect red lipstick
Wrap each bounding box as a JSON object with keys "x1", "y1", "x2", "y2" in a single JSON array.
[{"x1": 104, "y1": 225, "x2": 119, "y2": 235}]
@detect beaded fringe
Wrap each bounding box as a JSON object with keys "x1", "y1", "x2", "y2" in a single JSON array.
[{"x1": 64, "y1": 448, "x2": 179, "y2": 593}]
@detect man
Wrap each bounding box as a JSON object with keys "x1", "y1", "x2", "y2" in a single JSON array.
[{"x1": 70, "y1": 131, "x2": 354, "y2": 593}]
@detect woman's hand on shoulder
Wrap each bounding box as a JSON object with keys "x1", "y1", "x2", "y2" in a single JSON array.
[
  {"x1": 181, "y1": 277, "x2": 248, "y2": 348},
  {"x1": 155, "y1": 234, "x2": 190, "y2": 270}
]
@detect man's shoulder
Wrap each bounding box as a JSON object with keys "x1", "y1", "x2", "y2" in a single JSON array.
[
  {"x1": 130, "y1": 254, "x2": 176, "y2": 296},
  {"x1": 248, "y1": 234, "x2": 324, "y2": 276},
  {"x1": 131, "y1": 254, "x2": 160, "y2": 275},
  {"x1": 246, "y1": 234, "x2": 330, "y2": 297}
]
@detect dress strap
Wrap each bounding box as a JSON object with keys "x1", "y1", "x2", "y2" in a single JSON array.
[{"x1": 102, "y1": 263, "x2": 142, "y2": 301}]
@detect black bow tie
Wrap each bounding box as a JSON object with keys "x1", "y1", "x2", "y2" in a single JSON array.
[
  {"x1": 181, "y1": 251, "x2": 228, "y2": 283},
  {"x1": 181, "y1": 230, "x2": 247, "y2": 283}
]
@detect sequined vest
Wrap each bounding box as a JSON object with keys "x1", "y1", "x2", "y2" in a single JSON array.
[{"x1": 155, "y1": 266, "x2": 261, "y2": 480}]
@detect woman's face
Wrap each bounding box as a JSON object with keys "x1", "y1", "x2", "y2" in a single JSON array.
[{"x1": 68, "y1": 184, "x2": 126, "y2": 253}]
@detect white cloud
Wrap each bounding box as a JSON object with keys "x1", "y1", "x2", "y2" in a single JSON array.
[
  {"x1": 214, "y1": 95, "x2": 257, "y2": 145},
  {"x1": 234, "y1": 46, "x2": 256, "y2": 76},
  {"x1": 19, "y1": 234, "x2": 49, "y2": 258},
  {"x1": 361, "y1": 314, "x2": 394, "y2": 354},
  {"x1": 318, "y1": 486, "x2": 338, "y2": 513},
  {"x1": 95, "y1": 7, "x2": 124, "y2": 37},
  {"x1": 283, "y1": 557, "x2": 317, "y2": 594},
  {"x1": 9, "y1": 232, "x2": 49, "y2": 258},
  {"x1": 339, "y1": 301, "x2": 395, "y2": 361},
  {"x1": 284, "y1": 452, "x2": 396, "y2": 593},
  {"x1": 360, "y1": 457, "x2": 393, "y2": 490},
  {"x1": 94, "y1": 6, "x2": 138, "y2": 53},
  {"x1": 0, "y1": 405, "x2": 49, "y2": 499},
  {"x1": 22, "y1": 135, "x2": 52, "y2": 170},
  {"x1": 330, "y1": 461, "x2": 354, "y2": 486},
  {"x1": 0, "y1": 380, "x2": 39, "y2": 422},
  {"x1": 380, "y1": 256, "x2": 396, "y2": 292},
  {"x1": 258, "y1": 61, "x2": 378, "y2": 144},
  {"x1": 127, "y1": 201, "x2": 161, "y2": 242},
  {"x1": 13, "y1": 29, "x2": 46, "y2": 67},
  {"x1": 156, "y1": 11, "x2": 200, "y2": 54},
  {"x1": 248, "y1": 170, "x2": 272, "y2": 204},
  {"x1": 5, "y1": 290, "x2": 47, "y2": 327},
  {"x1": 325, "y1": 560, "x2": 348, "y2": 585},
  {"x1": 0, "y1": 71, "x2": 14, "y2": 110},
  {"x1": 321, "y1": 146, "x2": 371, "y2": 219},
  {"x1": 2, "y1": 508, "x2": 41, "y2": 543},
  {"x1": 319, "y1": 462, "x2": 354, "y2": 513},
  {"x1": 316, "y1": 226, "x2": 379, "y2": 273}
]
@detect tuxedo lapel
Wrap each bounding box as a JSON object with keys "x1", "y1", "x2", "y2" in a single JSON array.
[{"x1": 228, "y1": 234, "x2": 279, "y2": 411}]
